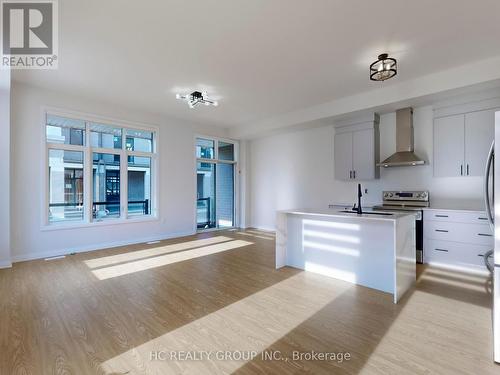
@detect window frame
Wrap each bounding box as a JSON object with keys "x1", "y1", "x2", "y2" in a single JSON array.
[
  {"x1": 42, "y1": 106, "x2": 159, "y2": 229},
  {"x1": 194, "y1": 135, "x2": 239, "y2": 231}
]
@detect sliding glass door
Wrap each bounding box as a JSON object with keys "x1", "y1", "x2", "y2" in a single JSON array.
[{"x1": 196, "y1": 138, "x2": 236, "y2": 230}]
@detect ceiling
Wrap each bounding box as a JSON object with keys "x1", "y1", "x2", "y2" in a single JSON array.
[{"x1": 13, "y1": 0, "x2": 500, "y2": 131}]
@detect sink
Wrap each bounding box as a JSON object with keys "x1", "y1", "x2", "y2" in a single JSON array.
[{"x1": 338, "y1": 211, "x2": 394, "y2": 216}]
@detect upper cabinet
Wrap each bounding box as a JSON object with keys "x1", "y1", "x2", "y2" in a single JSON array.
[
  {"x1": 334, "y1": 116, "x2": 380, "y2": 181},
  {"x1": 434, "y1": 109, "x2": 496, "y2": 177},
  {"x1": 464, "y1": 110, "x2": 495, "y2": 176}
]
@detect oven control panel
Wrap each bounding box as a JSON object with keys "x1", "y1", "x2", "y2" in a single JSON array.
[{"x1": 383, "y1": 191, "x2": 429, "y2": 202}]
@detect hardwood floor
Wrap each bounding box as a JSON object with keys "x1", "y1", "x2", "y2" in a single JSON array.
[{"x1": 0, "y1": 229, "x2": 498, "y2": 374}]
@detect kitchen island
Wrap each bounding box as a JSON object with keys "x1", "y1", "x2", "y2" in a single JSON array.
[{"x1": 276, "y1": 208, "x2": 416, "y2": 303}]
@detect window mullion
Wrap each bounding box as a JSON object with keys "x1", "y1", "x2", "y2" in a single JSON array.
[
  {"x1": 120, "y1": 128, "x2": 127, "y2": 220},
  {"x1": 84, "y1": 122, "x2": 92, "y2": 223}
]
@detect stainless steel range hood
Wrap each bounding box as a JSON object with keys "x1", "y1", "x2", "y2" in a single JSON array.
[{"x1": 377, "y1": 107, "x2": 426, "y2": 167}]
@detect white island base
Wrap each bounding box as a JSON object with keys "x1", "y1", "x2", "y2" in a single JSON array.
[{"x1": 276, "y1": 209, "x2": 416, "y2": 303}]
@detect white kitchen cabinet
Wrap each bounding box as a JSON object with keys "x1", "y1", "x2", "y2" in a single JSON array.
[
  {"x1": 334, "y1": 119, "x2": 380, "y2": 181},
  {"x1": 433, "y1": 114, "x2": 464, "y2": 177},
  {"x1": 352, "y1": 129, "x2": 377, "y2": 180},
  {"x1": 434, "y1": 109, "x2": 496, "y2": 177},
  {"x1": 465, "y1": 109, "x2": 496, "y2": 176},
  {"x1": 334, "y1": 131, "x2": 353, "y2": 180},
  {"x1": 423, "y1": 209, "x2": 493, "y2": 273}
]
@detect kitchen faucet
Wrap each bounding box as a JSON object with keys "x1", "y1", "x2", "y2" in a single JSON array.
[{"x1": 351, "y1": 183, "x2": 363, "y2": 215}]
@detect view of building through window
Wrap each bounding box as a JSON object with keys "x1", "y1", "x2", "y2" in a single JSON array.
[{"x1": 46, "y1": 113, "x2": 155, "y2": 224}]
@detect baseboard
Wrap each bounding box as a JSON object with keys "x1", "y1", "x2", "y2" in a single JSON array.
[
  {"x1": 0, "y1": 260, "x2": 12, "y2": 269},
  {"x1": 11, "y1": 230, "x2": 196, "y2": 264},
  {"x1": 249, "y1": 225, "x2": 276, "y2": 233}
]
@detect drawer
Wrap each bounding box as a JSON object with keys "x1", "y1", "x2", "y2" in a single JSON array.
[
  {"x1": 424, "y1": 220, "x2": 493, "y2": 246},
  {"x1": 424, "y1": 210, "x2": 490, "y2": 224},
  {"x1": 424, "y1": 239, "x2": 491, "y2": 268}
]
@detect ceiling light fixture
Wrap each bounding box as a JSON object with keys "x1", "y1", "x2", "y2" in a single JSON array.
[
  {"x1": 175, "y1": 91, "x2": 219, "y2": 109},
  {"x1": 370, "y1": 53, "x2": 397, "y2": 81}
]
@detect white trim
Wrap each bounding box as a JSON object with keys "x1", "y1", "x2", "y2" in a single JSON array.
[
  {"x1": 249, "y1": 225, "x2": 276, "y2": 233},
  {"x1": 11, "y1": 229, "x2": 196, "y2": 264},
  {"x1": 42, "y1": 105, "x2": 161, "y2": 133},
  {"x1": 196, "y1": 226, "x2": 237, "y2": 234},
  {"x1": 40, "y1": 215, "x2": 159, "y2": 232},
  {"x1": 0, "y1": 260, "x2": 12, "y2": 269}
]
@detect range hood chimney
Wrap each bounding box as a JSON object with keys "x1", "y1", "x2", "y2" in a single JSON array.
[{"x1": 377, "y1": 108, "x2": 425, "y2": 167}]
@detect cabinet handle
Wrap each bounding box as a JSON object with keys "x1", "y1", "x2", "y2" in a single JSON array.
[
  {"x1": 434, "y1": 248, "x2": 449, "y2": 252},
  {"x1": 353, "y1": 170, "x2": 356, "y2": 179},
  {"x1": 460, "y1": 165, "x2": 463, "y2": 176},
  {"x1": 478, "y1": 254, "x2": 485, "y2": 257},
  {"x1": 466, "y1": 164, "x2": 470, "y2": 176},
  {"x1": 478, "y1": 217, "x2": 488, "y2": 220},
  {"x1": 435, "y1": 215, "x2": 448, "y2": 218},
  {"x1": 349, "y1": 171, "x2": 352, "y2": 179},
  {"x1": 435, "y1": 229, "x2": 449, "y2": 233},
  {"x1": 478, "y1": 233, "x2": 493, "y2": 237}
]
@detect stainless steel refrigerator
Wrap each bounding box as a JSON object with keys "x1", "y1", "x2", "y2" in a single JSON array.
[{"x1": 484, "y1": 111, "x2": 500, "y2": 363}]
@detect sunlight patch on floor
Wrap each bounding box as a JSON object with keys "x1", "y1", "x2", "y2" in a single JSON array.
[
  {"x1": 245, "y1": 229, "x2": 275, "y2": 237},
  {"x1": 418, "y1": 266, "x2": 490, "y2": 292},
  {"x1": 92, "y1": 240, "x2": 253, "y2": 280},
  {"x1": 360, "y1": 267, "x2": 492, "y2": 374},
  {"x1": 85, "y1": 236, "x2": 234, "y2": 268},
  {"x1": 235, "y1": 232, "x2": 274, "y2": 241},
  {"x1": 100, "y1": 273, "x2": 350, "y2": 374}
]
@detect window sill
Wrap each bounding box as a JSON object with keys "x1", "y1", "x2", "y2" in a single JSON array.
[{"x1": 40, "y1": 216, "x2": 160, "y2": 232}]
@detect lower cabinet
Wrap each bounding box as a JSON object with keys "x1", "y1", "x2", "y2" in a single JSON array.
[{"x1": 423, "y1": 209, "x2": 493, "y2": 272}]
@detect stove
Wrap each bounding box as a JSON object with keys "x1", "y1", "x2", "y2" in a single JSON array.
[{"x1": 373, "y1": 191, "x2": 429, "y2": 263}]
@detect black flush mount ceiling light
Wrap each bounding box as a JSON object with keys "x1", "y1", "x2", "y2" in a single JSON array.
[
  {"x1": 176, "y1": 91, "x2": 219, "y2": 109},
  {"x1": 370, "y1": 53, "x2": 397, "y2": 81}
]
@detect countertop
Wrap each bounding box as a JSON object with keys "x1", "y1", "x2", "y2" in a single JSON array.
[
  {"x1": 279, "y1": 208, "x2": 415, "y2": 222},
  {"x1": 424, "y1": 199, "x2": 486, "y2": 212}
]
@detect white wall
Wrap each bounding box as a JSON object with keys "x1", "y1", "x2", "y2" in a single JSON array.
[
  {"x1": 249, "y1": 105, "x2": 484, "y2": 230},
  {"x1": 0, "y1": 70, "x2": 11, "y2": 267},
  {"x1": 10, "y1": 82, "x2": 228, "y2": 261}
]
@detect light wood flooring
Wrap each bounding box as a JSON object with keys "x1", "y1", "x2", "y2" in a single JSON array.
[{"x1": 0, "y1": 229, "x2": 498, "y2": 374}]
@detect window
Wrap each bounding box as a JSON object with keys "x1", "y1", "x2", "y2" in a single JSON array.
[
  {"x1": 93, "y1": 152, "x2": 121, "y2": 221},
  {"x1": 196, "y1": 138, "x2": 215, "y2": 159},
  {"x1": 126, "y1": 129, "x2": 153, "y2": 152},
  {"x1": 48, "y1": 150, "x2": 84, "y2": 223},
  {"x1": 196, "y1": 137, "x2": 237, "y2": 230},
  {"x1": 218, "y1": 141, "x2": 234, "y2": 161},
  {"x1": 128, "y1": 157, "x2": 151, "y2": 217},
  {"x1": 45, "y1": 111, "x2": 157, "y2": 226},
  {"x1": 90, "y1": 123, "x2": 122, "y2": 149},
  {"x1": 46, "y1": 115, "x2": 85, "y2": 145}
]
